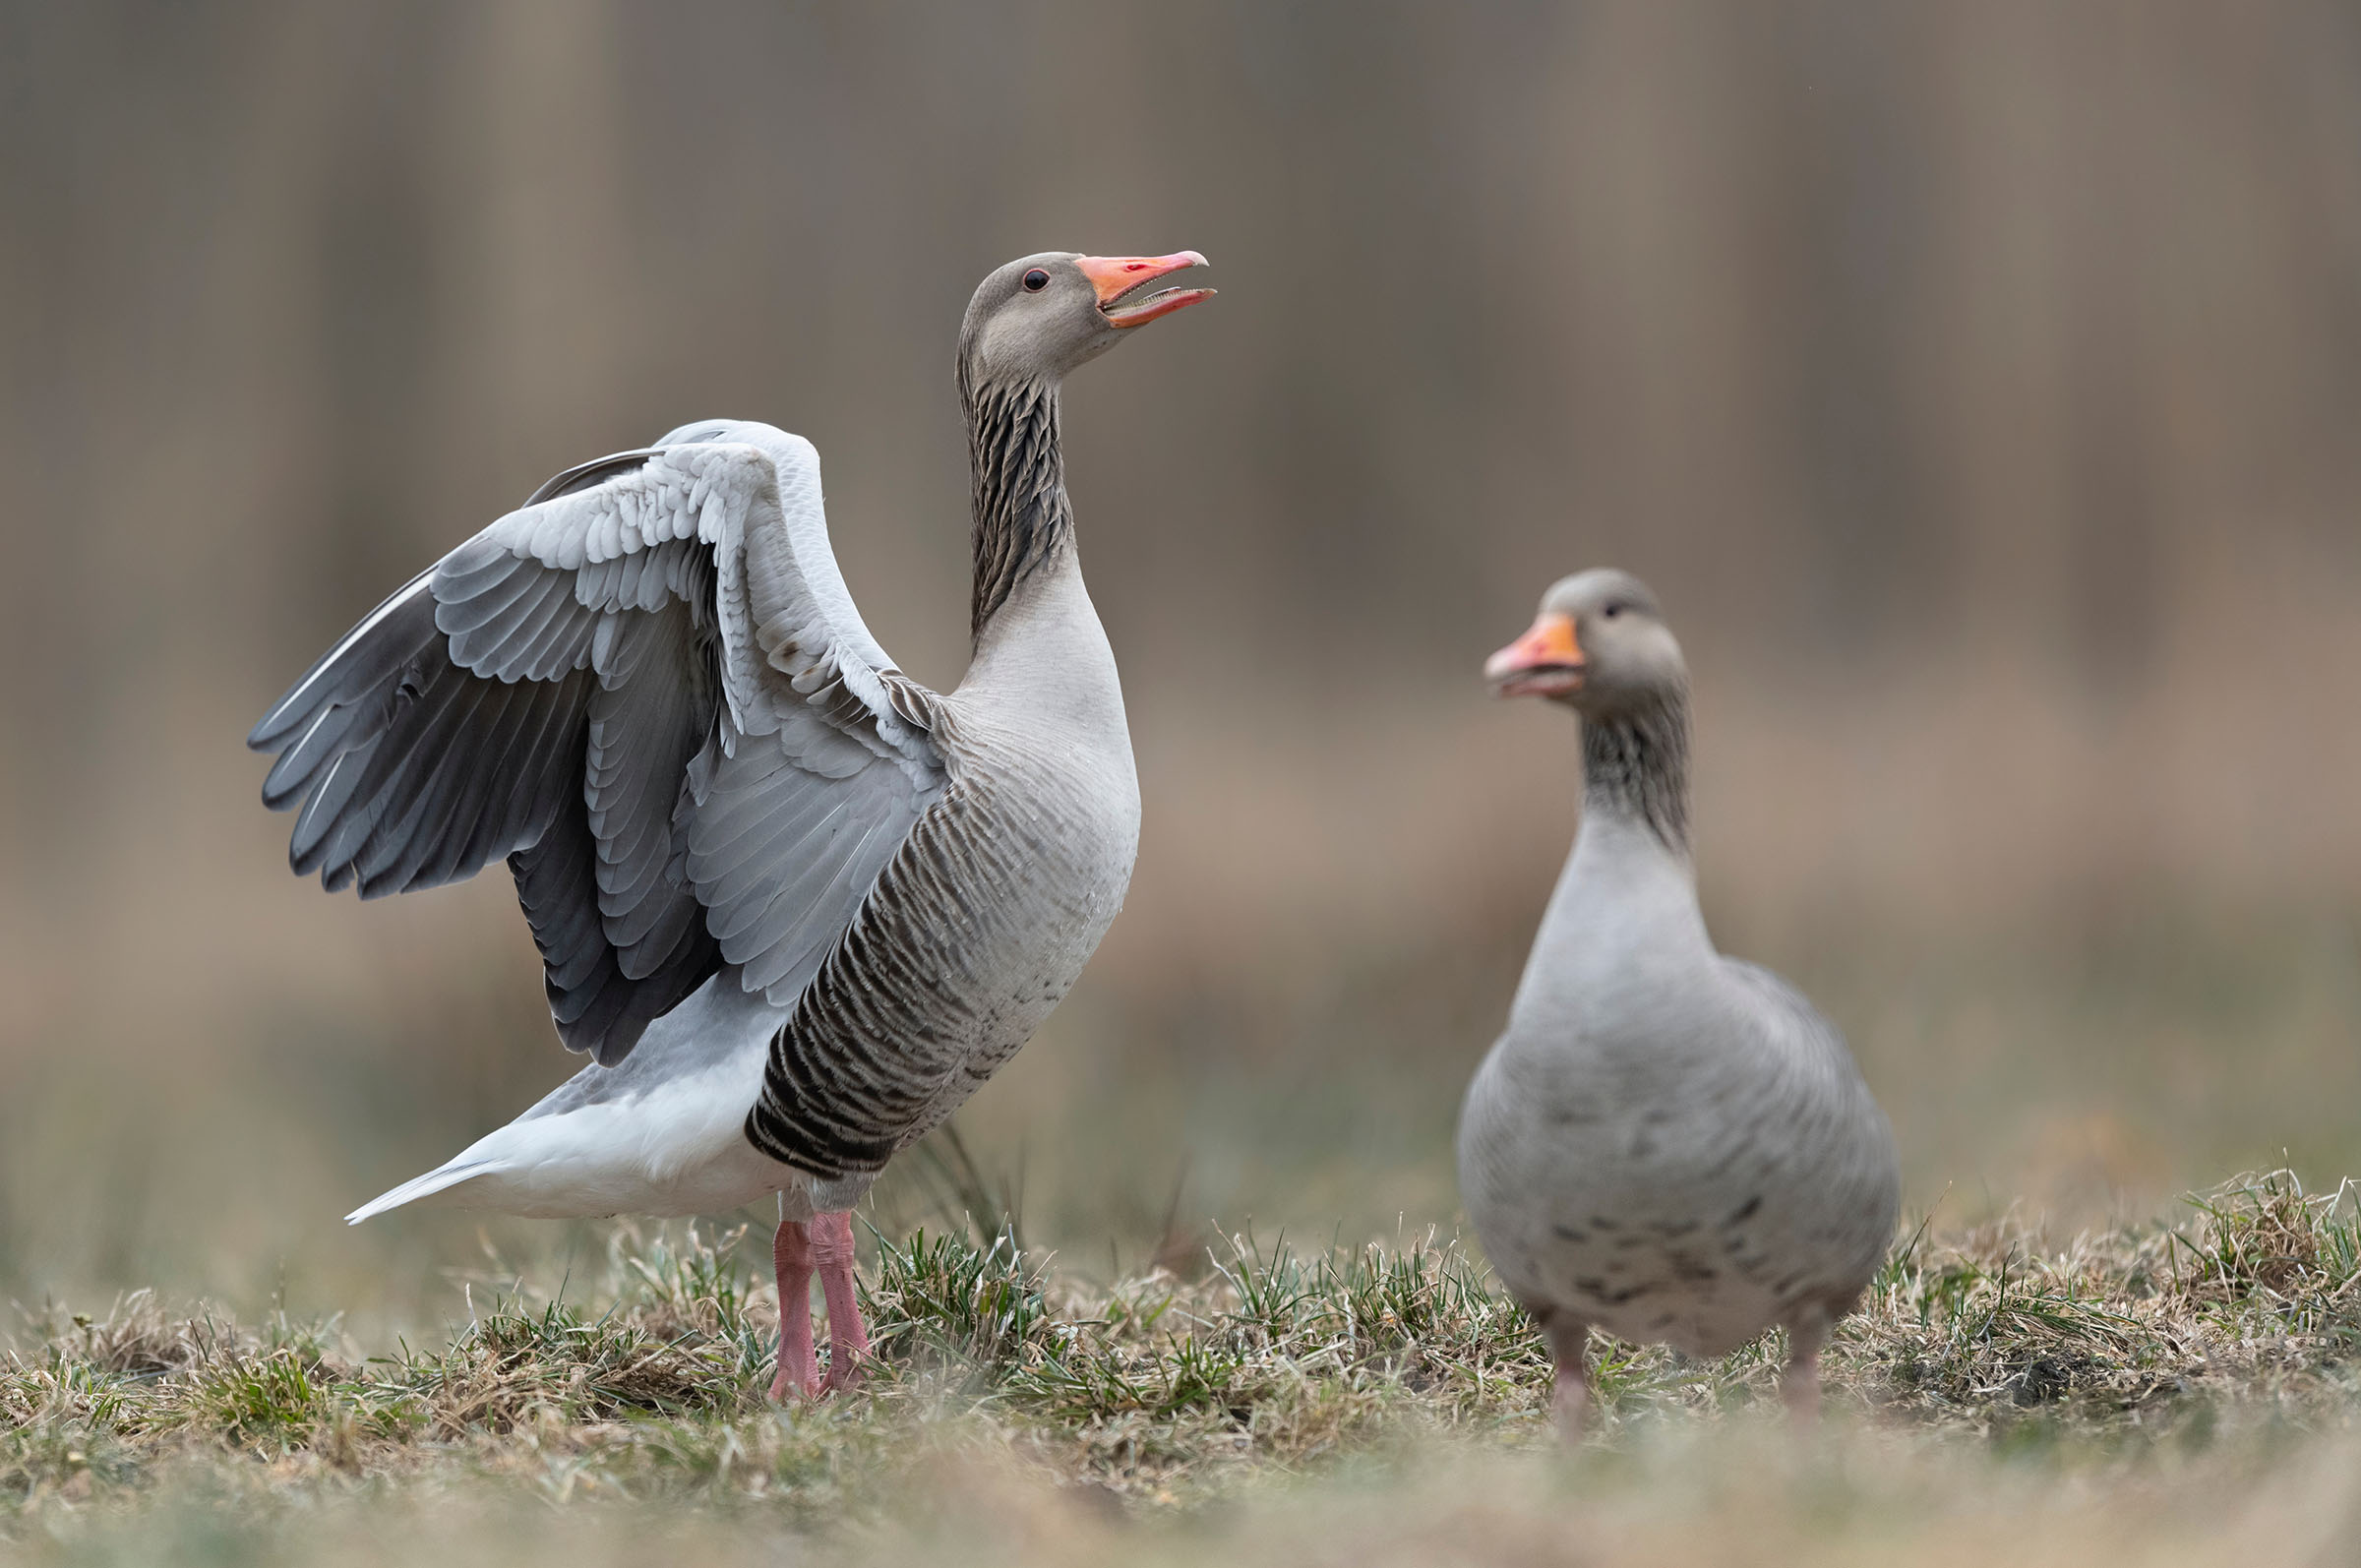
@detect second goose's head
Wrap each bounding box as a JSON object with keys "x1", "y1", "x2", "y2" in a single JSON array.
[
  {"x1": 958, "y1": 250, "x2": 1214, "y2": 391},
  {"x1": 1485, "y1": 569, "x2": 1686, "y2": 718}
]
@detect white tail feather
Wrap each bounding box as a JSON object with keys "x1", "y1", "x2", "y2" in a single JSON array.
[{"x1": 345, "y1": 1159, "x2": 502, "y2": 1225}]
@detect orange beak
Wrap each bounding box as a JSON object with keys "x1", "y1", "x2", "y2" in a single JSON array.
[
  {"x1": 1075, "y1": 251, "x2": 1216, "y2": 327},
  {"x1": 1484, "y1": 613, "x2": 1586, "y2": 698}
]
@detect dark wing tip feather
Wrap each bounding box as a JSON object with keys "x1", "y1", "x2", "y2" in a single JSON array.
[
  {"x1": 523, "y1": 447, "x2": 668, "y2": 508},
  {"x1": 248, "y1": 571, "x2": 440, "y2": 753}
]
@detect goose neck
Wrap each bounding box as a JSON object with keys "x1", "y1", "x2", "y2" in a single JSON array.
[
  {"x1": 1578, "y1": 689, "x2": 1692, "y2": 859},
  {"x1": 962, "y1": 372, "x2": 1072, "y2": 644}
]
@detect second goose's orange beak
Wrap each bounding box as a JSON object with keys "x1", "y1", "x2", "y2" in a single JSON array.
[
  {"x1": 1077, "y1": 251, "x2": 1215, "y2": 327},
  {"x1": 1485, "y1": 613, "x2": 1586, "y2": 698}
]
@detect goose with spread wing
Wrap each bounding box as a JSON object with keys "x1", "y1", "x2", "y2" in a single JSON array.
[{"x1": 250, "y1": 251, "x2": 1214, "y2": 1397}]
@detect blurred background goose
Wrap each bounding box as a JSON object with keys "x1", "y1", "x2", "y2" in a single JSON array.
[
  {"x1": 1457, "y1": 569, "x2": 1899, "y2": 1432},
  {"x1": 248, "y1": 249, "x2": 1213, "y2": 1398}
]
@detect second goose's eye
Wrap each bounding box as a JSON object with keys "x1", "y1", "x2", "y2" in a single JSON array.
[{"x1": 1022, "y1": 269, "x2": 1051, "y2": 292}]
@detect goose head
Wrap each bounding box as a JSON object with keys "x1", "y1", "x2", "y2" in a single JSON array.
[
  {"x1": 957, "y1": 250, "x2": 1214, "y2": 388},
  {"x1": 1485, "y1": 569, "x2": 1686, "y2": 716}
]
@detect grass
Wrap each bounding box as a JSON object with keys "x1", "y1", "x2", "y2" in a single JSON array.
[{"x1": 5, "y1": 1171, "x2": 2361, "y2": 1562}]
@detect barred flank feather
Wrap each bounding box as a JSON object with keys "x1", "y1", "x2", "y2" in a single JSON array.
[{"x1": 744, "y1": 754, "x2": 1095, "y2": 1179}]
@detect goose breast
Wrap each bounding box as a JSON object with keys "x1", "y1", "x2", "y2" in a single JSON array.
[
  {"x1": 742, "y1": 565, "x2": 1144, "y2": 1182},
  {"x1": 1461, "y1": 957, "x2": 1896, "y2": 1358}
]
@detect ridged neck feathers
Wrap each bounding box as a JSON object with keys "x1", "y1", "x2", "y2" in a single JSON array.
[
  {"x1": 960, "y1": 370, "x2": 1072, "y2": 644},
  {"x1": 1579, "y1": 686, "x2": 1691, "y2": 857}
]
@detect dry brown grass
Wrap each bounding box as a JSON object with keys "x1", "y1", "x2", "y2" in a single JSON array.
[{"x1": 5, "y1": 1172, "x2": 2361, "y2": 1563}]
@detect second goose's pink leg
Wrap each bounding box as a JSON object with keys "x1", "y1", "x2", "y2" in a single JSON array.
[
  {"x1": 769, "y1": 1219, "x2": 820, "y2": 1401},
  {"x1": 812, "y1": 1210, "x2": 871, "y2": 1395},
  {"x1": 1542, "y1": 1314, "x2": 1594, "y2": 1440},
  {"x1": 1782, "y1": 1310, "x2": 1830, "y2": 1426}
]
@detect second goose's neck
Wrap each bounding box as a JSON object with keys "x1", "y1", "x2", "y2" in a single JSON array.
[
  {"x1": 1577, "y1": 689, "x2": 1692, "y2": 862},
  {"x1": 964, "y1": 373, "x2": 1073, "y2": 644},
  {"x1": 1511, "y1": 686, "x2": 1707, "y2": 1029}
]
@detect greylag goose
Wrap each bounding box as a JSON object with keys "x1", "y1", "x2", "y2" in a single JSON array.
[
  {"x1": 248, "y1": 250, "x2": 1214, "y2": 1398},
  {"x1": 1456, "y1": 570, "x2": 1898, "y2": 1432}
]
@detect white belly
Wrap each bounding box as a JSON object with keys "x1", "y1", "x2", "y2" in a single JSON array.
[
  {"x1": 348, "y1": 976, "x2": 810, "y2": 1223},
  {"x1": 434, "y1": 1052, "x2": 788, "y2": 1219}
]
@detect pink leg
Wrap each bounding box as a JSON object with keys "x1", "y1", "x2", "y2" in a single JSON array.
[
  {"x1": 1782, "y1": 1312, "x2": 1828, "y2": 1425},
  {"x1": 812, "y1": 1210, "x2": 871, "y2": 1395},
  {"x1": 1542, "y1": 1314, "x2": 1593, "y2": 1441},
  {"x1": 768, "y1": 1219, "x2": 819, "y2": 1402}
]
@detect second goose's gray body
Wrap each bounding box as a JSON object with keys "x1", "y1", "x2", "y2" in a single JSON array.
[
  {"x1": 1459, "y1": 811, "x2": 1896, "y2": 1358},
  {"x1": 1457, "y1": 569, "x2": 1897, "y2": 1422}
]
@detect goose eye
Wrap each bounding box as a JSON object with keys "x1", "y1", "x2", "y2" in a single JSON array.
[
  {"x1": 1022, "y1": 269, "x2": 1051, "y2": 292},
  {"x1": 1604, "y1": 603, "x2": 1626, "y2": 619}
]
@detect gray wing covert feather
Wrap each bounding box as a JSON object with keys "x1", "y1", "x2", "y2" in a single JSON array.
[
  {"x1": 249, "y1": 437, "x2": 946, "y2": 1065},
  {"x1": 1722, "y1": 958, "x2": 1902, "y2": 1265}
]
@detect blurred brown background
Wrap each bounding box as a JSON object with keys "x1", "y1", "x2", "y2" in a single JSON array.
[{"x1": 3, "y1": 1, "x2": 2359, "y2": 1321}]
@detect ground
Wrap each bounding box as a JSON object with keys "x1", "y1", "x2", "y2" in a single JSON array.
[{"x1": 6, "y1": 1172, "x2": 2361, "y2": 1564}]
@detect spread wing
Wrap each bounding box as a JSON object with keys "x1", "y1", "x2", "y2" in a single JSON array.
[{"x1": 249, "y1": 421, "x2": 947, "y2": 1065}]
